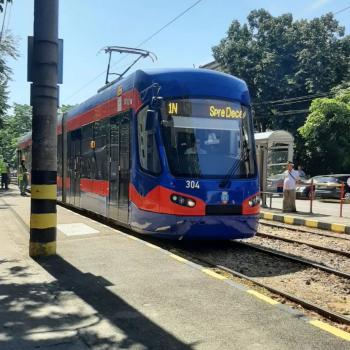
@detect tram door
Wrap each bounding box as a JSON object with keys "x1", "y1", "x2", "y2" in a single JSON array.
[
  {"x1": 67, "y1": 129, "x2": 81, "y2": 207},
  {"x1": 109, "y1": 113, "x2": 130, "y2": 223}
]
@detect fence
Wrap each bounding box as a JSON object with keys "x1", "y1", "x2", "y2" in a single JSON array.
[{"x1": 261, "y1": 181, "x2": 350, "y2": 219}]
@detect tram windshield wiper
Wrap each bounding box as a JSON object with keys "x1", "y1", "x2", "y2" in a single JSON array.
[{"x1": 219, "y1": 139, "x2": 250, "y2": 188}]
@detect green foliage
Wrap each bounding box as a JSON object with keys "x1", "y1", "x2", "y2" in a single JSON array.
[
  {"x1": 298, "y1": 88, "x2": 350, "y2": 175},
  {"x1": 213, "y1": 10, "x2": 350, "y2": 133},
  {"x1": 59, "y1": 104, "x2": 76, "y2": 114},
  {"x1": 0, "y1": 33, "x2": 18, "y2": 124},
  {"x1": 0, "y1": 104, "x2": 32, "y2": 167},
  {"x1": 0, "y1": 0, "x2": 12, "y2": 13}
]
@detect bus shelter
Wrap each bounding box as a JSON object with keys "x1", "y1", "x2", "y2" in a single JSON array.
[{"x1": 255, "y1": 130, "x2": 294, "y2": 203}]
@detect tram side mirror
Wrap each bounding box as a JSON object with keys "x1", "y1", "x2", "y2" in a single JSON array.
[{"x1": 146, "y1": 110, "x2": 156, "y2": 131}]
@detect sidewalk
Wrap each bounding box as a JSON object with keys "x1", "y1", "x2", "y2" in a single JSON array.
[
  {"x1": 261, "y1": 198, "x2": 350, "y2": 234},
  {"x1": 1, "y1": 187, "x2": 350, "y2": 349},
  {"x1": 0, "y1": 192, "x2": 132, "y2": 349}
]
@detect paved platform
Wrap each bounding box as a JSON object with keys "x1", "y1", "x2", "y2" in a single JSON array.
[
  {"x1": 0, "y1": 187, "x2": 349, "y2": 349},
  {"x1": 261, "y1": 198, "x2": 350, "y2": 234}
]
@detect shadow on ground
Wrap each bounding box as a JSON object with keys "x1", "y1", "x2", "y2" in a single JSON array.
[
  {"x1": 0, "y1": 257, "x2": 194, "y2": 350},
  {"x1": 0, "y1": 187, "x2": 23, "y2": 198}
]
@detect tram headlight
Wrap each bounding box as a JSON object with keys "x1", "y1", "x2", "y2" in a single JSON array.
[
  {"x1": 171, "y1": 194, "x2": 196, "y2": 208},
  {"x1": 187, "y1": 199, "x2": 196, "y2": 207},
  {"x1": 248, "y1": 195, "x2": 260, "y2": 207}
]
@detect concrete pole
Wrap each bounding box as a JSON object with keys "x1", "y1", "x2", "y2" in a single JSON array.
[{"x1": 29, "y1": 0, "x2": 59, "y2": 257}]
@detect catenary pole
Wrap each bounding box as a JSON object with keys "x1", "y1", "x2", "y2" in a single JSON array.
[{"x1": 29, "y1": 0, "x2": 59, "y2": 257}]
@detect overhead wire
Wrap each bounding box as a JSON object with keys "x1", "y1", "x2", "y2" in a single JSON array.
[
  {"x1": 63, "y1": 0, "x2": 204, "y2": 104},
  {"x1": 62, "y1": 0, "x2": 345, "y2": 106},
  {"x1": 102, "y1": 0, "x2": 204, "y2": 81},
  {"x1": 252, "y1": 92, "x2": 330, "y2": 106},
  {"x1": 254, "y1": 110, "x2": 311, "y2": 119},
  {"x1": 333, "y1": 5, "x2": 350, "y2": 15},
  {"x1": 253, "y1": 93, "x2": 333, "y2": 118}
]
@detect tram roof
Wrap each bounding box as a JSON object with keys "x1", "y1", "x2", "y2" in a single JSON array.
[
  {"x1": 18, "y1": 69, "x2": 250, "y2": 147},
  {"x1": 65, "y1": 68, "x2": 250, "y2": 123}
]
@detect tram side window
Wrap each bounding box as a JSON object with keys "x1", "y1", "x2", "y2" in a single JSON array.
[
  {"x1": 81, "y1": 124, "x2": 93, "y2": 178},
  {"x1": 137, "y1": 107, "x2": 161, "y2": 175},
  {"x1": 94, "y1": 120, "x2": 108, "y2": 180}
]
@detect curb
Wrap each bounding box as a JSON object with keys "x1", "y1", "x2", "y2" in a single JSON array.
[{"x1": 260, "y1": 211, "x2": 350, "y2": 234}]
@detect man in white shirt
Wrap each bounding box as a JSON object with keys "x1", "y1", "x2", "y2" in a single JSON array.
[{"x1": 283, "y1": 161, "x2": 300, "y2": 212}]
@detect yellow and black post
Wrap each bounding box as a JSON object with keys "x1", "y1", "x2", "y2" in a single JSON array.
[
  {"x1": 30, "y1": 173, "x2": 57, "y2": 256},
  {"x1": 29, "y1": 0, "x2": 59, "y2": 257}
]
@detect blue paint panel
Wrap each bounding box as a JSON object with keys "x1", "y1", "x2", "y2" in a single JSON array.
[
  {"x1": 134, "y1": 68, "x2": 250, "y2": 105},
  {"x1": 130, "y1": 203, "x2": 258, "y2": 239}
]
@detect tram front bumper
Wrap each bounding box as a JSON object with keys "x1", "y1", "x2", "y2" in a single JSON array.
[{"x1": 130, "y1": 203, "x2": 259, "y2": 239}]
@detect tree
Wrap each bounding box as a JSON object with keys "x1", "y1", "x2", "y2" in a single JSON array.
[
  {"x1": 0, "y1": 104, "x2": 32, "y2": 166},
  {"x1": 298, "y1": 88, "x2": 350, "y2": 175},
  {"x1": 0, "y1": 33, "x2": 17, "y2": 125},
  {"x1": 59, "y1": 104, "x2": 76, "y2": 114},
  {"x1": 212, "y1": 10, "x2": 350, "y2": 134},
  {"x1": 0, "y1": 0, "x2": 12, "y2": 13}
]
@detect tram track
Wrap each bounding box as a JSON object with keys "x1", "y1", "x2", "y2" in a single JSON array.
[
  {"x1": 259, "y1": 220, "x2": 350, "y2": 241},
  {"x1": 166, "y1": 240, "x2": 350, "y2": 327},
  {"x1": 235, "y1": 240, "x2": 350, "y2": 279},
  {"x1": 189, "y1": 253, "x2": 350, "y2": 326},
  {"x1": 255, "y1": 231, "x2": 350, "y2": 258},
  {"x1": 256, "y1": 220, "x2": 350, "y2": 274}
]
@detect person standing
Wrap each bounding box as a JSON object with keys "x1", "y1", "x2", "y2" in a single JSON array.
[
  {"x1": 283, "y1": 161, "x2": 300, "y2": 212},
  {"x1": 19, "y1": 160, "x2": 29, "y2": 196},
  {"x1": 1, "y1": 159, "x2": 9, "y2": 190}
]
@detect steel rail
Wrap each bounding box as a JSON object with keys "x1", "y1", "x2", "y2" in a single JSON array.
[
  {"x1": 215, "y1": 262, "x2": 350, "y2": 325},
  {"x1": 186, "y1": 254, "x2": 350, "y2": 325},
  {"x1": 259, "y1": 220, "x2": 350, "y2": 241},
  {"x1": 234, "y1": 241, "x2": 350, "y2": 280},
  {"x1": 256, "y1": 231, "x2": 350, "y2": 258}
]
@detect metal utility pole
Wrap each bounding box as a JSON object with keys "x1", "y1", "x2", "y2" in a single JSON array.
[{"x1": 29, "y1": 0, "x2": 59, "y2": 257}]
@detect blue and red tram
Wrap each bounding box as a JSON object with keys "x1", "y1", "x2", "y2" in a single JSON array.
[{"x1": 18, "y1": 68, "x2": 260, "y2": 239}]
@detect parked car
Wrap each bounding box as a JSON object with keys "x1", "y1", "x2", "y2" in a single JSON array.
[
  {"x1": 266, "y1": 173, "x2": 284, "y2": 193},
  {"x1": 267, "y1": 173, "x2": 309, "y2": 194},
  {"x1": 314, "y1": 174, "x2": 350, "y2": 200},
  {"x1": 296, "y1": 176, "x2": 323, "y2": 199}
]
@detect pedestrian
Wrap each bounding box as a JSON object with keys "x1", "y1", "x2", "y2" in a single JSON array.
[
  {"x1": 7, "y1": 164, "x2": 11, "y2": 188},
  {"x1": 297, "y1": 165, "x2": 306, "y2": 178},
  {"x1": 1, "y1": 159, "x2": 9, "y2": 190},
  {"x1": 18, "y1": 160, "x2": 29, "y2": 196},
  {"x1": 282, "y1": 161, "x2": 300, "y2": 212}
]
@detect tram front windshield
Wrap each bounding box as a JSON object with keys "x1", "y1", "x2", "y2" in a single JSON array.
[{"x1": 160, "y1": 99, "x2": 255, "y2": 178}]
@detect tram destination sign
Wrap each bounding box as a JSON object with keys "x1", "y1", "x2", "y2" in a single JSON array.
[{"x1": 165, "y1": 100, "x2": 243, "y2": 119}]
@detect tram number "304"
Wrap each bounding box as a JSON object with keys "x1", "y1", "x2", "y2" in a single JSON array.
[{"x1": 185, "y1": 180, "x2": 200, "y2": 189}]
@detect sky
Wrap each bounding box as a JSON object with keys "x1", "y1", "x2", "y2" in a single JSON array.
[{"x1": 2, "y1": 0, "x2": 350, "y2": 107}]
